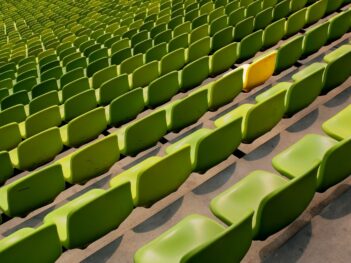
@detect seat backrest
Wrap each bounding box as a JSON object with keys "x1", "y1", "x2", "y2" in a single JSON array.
[
  {"x1": 31, "y1": 78, "x2": 58, "y2": 99},
  {"x1": 233, "y1": 16, "x2": 254, "y2": 41},
  {"x1": 62, "y1": 77, "x2": 90, "y2": 102},
  {"x1": 98, "y1": 74, "x2": 130, "y2": 105},
  {"x1": 254, "y1": 7, "x2": 273, "y2": 30},
  {"x1": 306, "y1": 0, "x2": 327, "y2": 26},
  {"x1": 285, "y1": 7, "x2": 307, "y2": 38},
  {"x1": 180, "y1": 56, "x2": 210, "y2": 92},
  {"x1": 13, "y1": 77, "x2": 37, "y2": 93},
  {"x1": 111, "y1": 47, "x2": 132, "y2": 65},
  {"x1": 63, "y1": 89, "x2": 97, "y2": 122},
  {"x1": 328, "y1": 9, "x2": 351, "y2": 42},
  {"x1": 0, "y1": 123, "x2": 21, "y2": 151},
  {"x1": 132, "y1": 61, "x2": 160, "y2": 89},
  {"x1": 66, "y1": 57, "x2": 87, "y2": 72},
  {"x1": 1, "y1": 91, "x2": 29, "y2": 110},
  {"x1": 188, "y1": 36, "x2": 212, "y2": 62},
  {"x1": 302, "y1": 21, "x2": 329, "y2": 58},
  {"x1": 160, "y1": 48, "x2": 186, "y2": 75},
  {"x1": 60, "y1": 67, "x2": 85, "y2": 89},
  {"x1": 273, "y1": 0, "x2": 291, "y2": 20},
  {"x1": 325, "y1": 0, "x2": 343, "y2": 14},
  {"x1": 87, "y1": 57, "x2": 109, "y2": 77},
  {"x1": 120, "y1": 53, "x2": 144, "y2": 75},
  {"x1": 210, "y1": 42, "x2": 238, "y2": 76},
  {"x1": 41, "y1": 66, "x2": 63, "y2": 81},
  {"x1": 145, "y1": 43, "x2": 168, "y2": 62},
  {"x1": 275, "y1": 35, "x2": 303, "y2": 74},
  {"x1": 29, "y1": 91, "x2": 60, "y2": 115},
  {"x1": 0, "y1": 105, "x2": 27, "y2": 127},
  {"x1": 238, "y1": 30, "x2": 263, "y2": 62}
]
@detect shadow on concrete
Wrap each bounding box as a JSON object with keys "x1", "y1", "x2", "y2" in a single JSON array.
[
  {"x1": 192, "y1": 163, "x2": 236, "y2": 195},
  {"x1": 320, "y1": 185, "x2": 351, "y2": 220},
  {"x1": 244, "y1": 135, "x2": 280, "y2": 161},
  {"x1": 324, "y1": 86, "x2": 351, "y2": 108},
  {"x1": 133, "y1": 197, "x2": 183, "y2": 233},
  {"x1": 82, "y1": 236, "x2": 123, "y2": 263},
  {"x1": 286, "y1": 109, "x2": 319, "y2": 133}
]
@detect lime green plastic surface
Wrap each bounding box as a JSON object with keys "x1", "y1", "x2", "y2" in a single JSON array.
[
  {"x1": 0, "y1": 122, "x2": 21, "y2": 151},
  {"x1": 210, "y1": 42, "x2": 238, "y2": 75},
  {"x1": 322, "y1": 104, "x2": 351, "y2": 140}
]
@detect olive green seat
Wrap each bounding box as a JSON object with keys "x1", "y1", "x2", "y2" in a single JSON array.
[
  {"x1": 306, "y1": 0, "x2": 327, "y2": 26},
  {"x1": 262, "y1": 18, "x2": 285, "y2": 50},
  {"x1": 44, "y1": 183, "x2": 132, "y2": 249},
  {"x1": 29, "y1": 91, "x2": 60, "y2": 115},
  {"x1": 131, "y1": 61, "x2": 159, "y2": 89},
  {"x1": 60, "y1": 68, "x2": 85, "y2": 89},
  {"x1": 97, "y1": 73, "x2": 130, "y2": 105},
  {"x1": 145, "y1": 43, "x2": 168, "y2": 62},
  {"x1": 0, "y1": 224, "x2": 61, "y2": 262},
  {"x1": 9, "y1": 127, "x2": 63, "y2": 171},
  {"x1": 210, "y1": 163, "x2": 318, "y2": 240},
  {"x1": 0, "y1": 105, "x2": 27, "y2": 127},
  {"x1": 273, "y1": 0, "x2": 291, "y2": 20},
  {"x1": 40, "y1": 66, "x2": 63, "y2": 82},
  {"x1": 169, "y1": 33, "x2": 189, "y2": 52},
  {"x1": 91, "y1": 65, "x2": 118, "y2": 90},
  {"x1": 108, "y1": 88, "x2": 145, "y2": 127},
  {"x1": 66, "y1": 57, "x2": 87, "y2": 72},
  {"x1": 322, "y1": 104, "x2": 351, "y2": 140},
  {"x1": 31, "y1": 78, "x2": 58, "y2": 99},
  {"x1": 228, "y1": 7, "x2": 245, "y2": 26},
  {"x1": 188, "y1": 36, "x2": 212, "y2": 62},
  {"x1": 1, "y1": 91, "x2": 29, "y2": 110},
  {"x1": 322, "y1": 45, "x2": 351, "y2": 93},
  {"x1": 275, "y1": 35, "x2": 303, "y2": 74},
  {"x1": 180, "y1": 56, "x2": 209, "y2": 92},
  {"x1": 116, "y1": 110, "x2": 167, "y2": 156},
  {"x1": 254, "y1": 7, "x2": 273, "y2": 30},
  {"x1": 87, "y1": 57, "x2": 109, "y2": 78},
  {"x1": 215, "y1": 89, "x2": 286, "y2": 143},
  {"x1": 20, "y1": 105, "x2": 62, "y2": 138},
  {"x1": 0, "y1": 123, "x2": 21, "y2": 151},
  {"x1": 61, "y1": 76, "x2": 90, "y2": 102},
  {"x1": 13, "y1": 77, "x2": 37, "y2": 93},
  {"x1": 110, "y1": 146, "x2": 192, "y2": 206},
  {"x1": 17, "y1": 69, "x2": 38, "y2": 82},
  {"x1": 111, "y1": 38, "x2": 130, "y2": 54},
  {"x1": 160, "y1": 48, "x2": 186, "y2": 75},
  {"x1": 119, "y1": 54, "x2": 144, "y2": 75},
  {"x1": 60, "y1": 107, "x2": 107, "y2": 147},
  {"x1": 134, "y1": 213, "x2": 253, "y2": 263},
  {"x1": 238, "y1": 30, "x2": 263, "y2": 62},
  {"x1": 163, "y1": 89, "x2": 208, "y2": 132},
  {"x1": 246, "y1": 1, "x2": 263, "y2": 17},
  {"x1": 211, "y1": 26, "x2": 234, "y2": 52},
  {"x1": 57, "y1": 134, "x2": 119, "y2": 184},
  {"x1": 60, "y1": 90, "x2": 97, "y2": 122},
  {"x1": 302, "y1": 22, "x2": 329, "y2": 58},
  {"x1": 209, "y1": 42, "x2": 238, "y2": 76},
  {"x1": 204, "y1": 67, "x2": 243, "y2": 110},
  {"x1": 0, "y1": 70, "x2": 15, "y2": 81},
  {"x1": 144, "y1": 71, "x2": 180, "y2": 108},
  {"x1": 327, "y1": 10, "x2": 351, "y2": 42},
  {"x1": 0, "y1": 164, "x2": 65, "y2": 217},
  {"x1": 285, "y1": 8, "x2": 307, "y2": 38},
  {"x1": 166, "y1": 118, "x2": 242, "y2": 172},
  {"x1": 256, "y1": 63, "x2": 326, "y2": 116},
  {"x1": 325, "y1": 0, "x2": 343, "y2": 14},
  {"x1": 111, "y1": 47, "x2": 132, "y2": 65},
  {"x1": 233, "y1": 16, "x2": 254, "y2": 41}
]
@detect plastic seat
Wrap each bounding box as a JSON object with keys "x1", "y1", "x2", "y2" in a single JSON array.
[
  {"x1": 61, "y1": 77, "x2": 90, "y2": 102},
  {"x1": 163, "y1": 89, "x2": 208, "y2": 131},
  {"x1": 262, "y1": 18, "x2": 285, "y2": 50},
  {"x1": 190, "y1": 25, "x2": 210, "y2": 43},
  {"x1": 108, "y1": 88, "x2": 145, "y2": 127},
  {"x1": 0, "y1": 224, "x2": 61, "y2": 262},
  {"x1": 325, "y1": 0, "x2": 343, "y2": 14},
  {"x1": 41, "y1": 66, "x2": 63, "y2": 82},
  {"x1": 160, "y1": 48, "x2": 186, "y2": 75},
  {"x1": 111, "y1": 38, "x2": 130, "y2": 54},
  {"x1": 210, "y1": 15, "x2": 228, "y2": 35},
  {"x1": 134, "y1": 213, "x2": 252, "y2": 263},
  {"x1": 17, "y1": 69, "x2": 38, "y2": 82},
  {"x1": 0, "y1": 123, "x2": 21, "y2": 151},
  {"x1": 238, "y1": 30, "x2": 263, "y2": 62},
  {"x1": 211, "y1": 26, "x2": 234, "y2": 52},
  {"x1": 209, "y1": 42, "x2": 238, "y2": 76},
  {"x1": 166, "y1": 118, "x2": 242, "y2": 172},
  {"x1": 273, "y1": 134, "x2": 351, "y2": 192},
  {"x1": 29, "y1": 91, "x2": 60, "y2": 115},
  {"x1": 246, "y1": 0, "x2": 263, "y2": 17},
  {"x1": 87, "y1": 57, "x2": 109, "y2": 78},
  {"x1": 32, "y1": 78, "x2": 59, "y2": 99},
  {"x1": 111, "y1": 47, "x2": 132, "y2": 65},
  {"x1": 0, "y1": 164, "x2": 65, "y2": 217},
  {"x1": 60, "y1": 68, "x2": 85, "y2": 89},
  {"x1": 110, "y1": 146, "x2": 192, "y2": 206},
  {"x1": 180, "y1": 56, "x2": 209, "y2": 92},
  {"x1": 0, "y1": 105, "x2": 27, "y2": 127},
  {"x1": 256, "y1": 63, "x2": 326, "y2": 116},
  {"x1": 20, "y1": 105, "x2": 62, "y2": 138},
  {"x1": 233, "y1": 16, "x2": 254, "y2": 41},
  {"x1": 273, "y1": 0, "x2": 291, "y2": 20},
  {"x1": 131, "y1": 61, "x2": 159, "y2": 89},
  {"x1": 322, "y1": 45, "x2": 351, "y2": 93},
  {"x1": 119, "y1": 54, "x2": 144, "y2": 75},
  {"x1": 13, "y1": 77, "x2": 37, "y2": 93},
  {"x1": 242, "y1": 51, "x2": 277, "y2": 92},
  {"x1": 275, "y1": 35, "x2": 303, "y2": 74},
  {"x1": 322, "y1": 105, "x2": 351, "y2": 140},
  {"x1": 228, "y1": 7, "x2": 246, "y2": 26},
  {"x1": 302, "y1": 22, "x2": 329, "y2": 58},
  {"x1": 145, "y1": 43, "x2": 168, "y2": 63},
  {"x1": 188, "y1": 36, "x2": 212, "y2": 62},
  {"x1": 215, "y1": 89, "x2": 286, "y2": 143},
  {"x1": 327, "y1": 10, "x2": 351, "y2": 42},
  {"x1": 0, "y1": 70, "x2": 15, "y2": 82},
  {"x1": 61, "y1": 90, "x2": 97, "y2": 122},
  {"x1": 306, "y1": 0, "x2": 327, "y2": 26},
  {"x1": 66, "y1": 57, "x2": 87, "y2": 72},
  {"x1": 9, "y1": 127, "x2": 63, "y2": 171},
  {"x1": 254, "y1": 7, "x2": 273, "y2": 30},
  {"x1": 1, "y1": 91, "x2": 29, "y2": 110},
  {"x1": 60, "y1": 107, "x2": 107, "y2": 147},
  {"x1": 97, "y1": 74, "x2": 130, "y2": 105},
  {"x1": 285, "y1": 8, "x2": 307, "y2": 38},
  {"x1": 144, "y1": 71, "x2": 180, "y2": 108},
  {"x1": 44, "y1": 183, "x2": 133, "y2": 249},
  {"x1": 210, "y1": 163, "x2": 318, "y2": 240}
]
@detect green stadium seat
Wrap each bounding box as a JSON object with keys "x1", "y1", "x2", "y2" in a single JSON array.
[
  {"x1": 327, "y1": 10, "x2": 351, "y2": 42},
  {"x1": 0, "y1": 164, "x2": 65, "y2": 217},
  {"x1": 211, "y1": 26, "x2": 234, "y2": 52},
  {"x1": 210, "y1": 42, "x2": 238, "y2": 75},
  {"x1": 144, "y1": 71, "x2": 180, "y2": 108},
  {"x1": 32, "y1": 78, "x2": 59, "y2": 99},
  {"x1": 108, "y1": 88, "x2": 145, "y2": 127},
  {"x1": 17, "y1": 69, "x2": 38, "y2": 82},
  {"x1": 256, "y1": 63, "x2": 326, "y2": 116},
  {"x1": 134, "y1": 213, "x2": 252, "y2": 263},
  {"x1": 190, "y1": 24, "x2": 209, "y2": 43},
  {"x1": 166, "y1": 118, "x2": 242, "y2": 172},
  {"x1": 215, "y1": 89, "x2": 286, "y2": 143},
  {"x1": 29, "y1": 91, "x2": 60, "y2": 115},
  {"x1": 0, "y1": 105, "x2": 26, "y2": 127},
  {"x1": 173, "y1": 22, "x2": 191, "y2": 37},
  {"x1": 61, "y1": 90, "x2": 97, "y2": 122},
  {"x1": 254, "y1": 7, "x2": 274, "y2": 30},
  {"x1": 91, "y1": 65, "x2": 118, "y2": 90},
  {"x1": 210, "y1": 15, "x2": 228, "y2": 35},
  {"x1": 119, "y1": 54, "x2": 144, "y2": 75},
  {"x1": 17, "y1": 62, "x2": 36, "y2": 75},
  {"x1": 188, "y1": 36, "x2": 212, "y2": 62},
  {"x1": 306, "y1": 0, "x2": 327, "y2": 26},
  {"x1": 9, "y1": 127, "x2": 63, "y2": 171},
  {"x1": 192, "y1": 14, "x2": 208, "y2": 29},
  {"x1": 110, "y1": 146, "x2": 192, "y2": 206},
  {"x1": 61, "y1": 77, "x2": 91, "y2": 102},
  {"x1": 89, "y1": 47, "x2": 108, "y2": 63},
  {"x1": 60, "y1": 68, "x2": 85, "y2": 89},
  {"x1": 322, "y1": 45, "x2": 351, "y2": 93},
  {"x1": 0, "y1": 224, "x2": 61, "y2": 262},
  {"x1": 322, "y1": 105, "x2": 351, "y2": 140},
  {"x1": 302, "y1": 22, "x2": 329, "y2": 58},
  {"x1": 275, "y1": 35, "x2": 303, "y2": 74},
  {"x1": 62, "y1": 53, "x2": 82, "y2": 67},
  {"x1": 40, "y1": 66, "x2": 63, "y2": 82},
  {"x1": 111, "y1": 38, "x2": 130, "y2": 54},
  {"x1": 162, "y1": 89, "x2": 208, "y2": 131},
  {"x1": 273, "y1": 0, "x2": 291, "y2": 20},
  {"x1": 97, "y1": 74, "x2": 130, "y2": 105},
  {"x1": 145, "y1": 43, "x2": 168, "y2": 63},
  {"x1": 57, "y1": 134, "x2": 119, "y2": 184},
  {"x1": 1, "y1": 91, "x2": 29, "y2": 110},
  {"x1": 20, "y1": 105, "x2": 62, "y2": 138},
  {"x1": 131, "y1": 61, "x2": 159, "y2": 89},
  {"x1": 285, "y1": 8, "x2": 307, "y2": 38},
  {"x1": 233, "y1": 16, "x2": 254, "y2": 41},
  {"x1": 160, "y1": 48, "x2": 186, "y2": 75},
  {"x1": 41, "y1": 60, "x2": 60, "y2": 74},
  {"x1": 325, "y1": 0, "x2": 343, "y2": 14},
  {"x1": 180, "y1": 56, "x2": 209, "y2": 92},
  {"x1": 262, "y1": 18, "x2": 285, "y2": 50},
  {"x1": 44, "y1": 183, "x2": 132, "y2": 248},
  {"x1": 115, "y1": 110, "x2": 167, "y2": 156},
  {"x1": 228, "y1": 7, "x2": 246, "y2": 26},
  {"x1": 87, "y1": 57, "x2": 109, "y2": 78},
  {"x1": 210, "y1": 163, "x2": 318, "y2": 240},
  {"x1": 13, "y1": 77, "x2": 37, "y2": 93},
  {"x1": 0, "y1": 123, "x2": 21, "y2": 151},
  {"x1": 134, "y1": 39, "x2": 153, "y2": 54},
  {"x1": 246, "y1": 0, "x2": 263, "y2": 17},
  {"x1": 60, "y1": 107, "x2": 107, "y2": 147},
  {"x1": 238, "y1": 30, "x2": 263, "y2": 62},
  {"x1": 290, "y1": 0, "x2": 308, "y2": 12},
  {"x1": 66, "y1": 57, "x2": 87, "y2": 72}
]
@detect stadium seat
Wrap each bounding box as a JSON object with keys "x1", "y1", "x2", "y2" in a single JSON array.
[
  {"x1": 13, "y1": 77, "x2": 37, "y2": 93},
  {"x1": 273, "y1": 0, "x2": 291, "y2": 20},
  {"x1": 0, "y1": 164, "x2": 65, "y2": 217},
  {"x1": 31, "y1": 78, "x2": 59, "y2": 99},
  {"x1": 215, "y1": 89, "x2": 286, "y2": 143},
  {"x1": 9, "y1": 127, "x2": 63, "y2": 171},
  {"x1": 1, "y1": 91, "x2": 29, "y2": 110},
  {"x1": 29, "y1": 91, "x2": 60, "y2": 115},
  {"x1": 166, "y1": 118, "x2": 242, "y2": 172},
  {"x1": 160, "y1": 48, "x2": 186, "y2": 75},
  {"x1": 238, "y1": 30, "x2": 263, "y2": 62},
  {"x1": 306, "y1": 0, "x2": 327, "y2": 26},
  {"x1": 210, "y1": 163, "x2": 318, "y2": 240},
  {"x1": 169, "y1": 33, "x2": 189, "y2": 52},
  {"x1": 0, "y1": 123, "x2": 21, "y2": 151},
  {"x1": 302, "y1": 22, "x2": 329, "y2": 58},
  {"x1": 0, "y1": 105, "x2": 27, "y2": 127},
  {"x1": 233, "y1": 16, "x2": 254, "y2": 41},
  {"x1": 57, "y1": 134, "x2": 119, "y2": 184},
  {"x1": 0, "y1": 224, "x2": 62, "y2": 262},
  {"x1": 119, "y1": 54, "x2": 144, "y2": 75},
  {"x1": 60, "y1": 107, "x2": 107, "y2": 147},
  {"x1": 40, "y1": 66, "x2": 63, "y2": 82},
  {"x1": 66, "y1": 57, "x2": 87, "y2": 72},
  {"x1": 115, "y1": 110, "x2": 167, "y2": 156},
  {"x1": 110, "y1": 146, "x2": 192, "y2": 206},
  {"x1": 44, "y1": 183, "x2": 133, "y2": 248},
  {"x1": 134, "y1": 213, "x2": 252, "y2": 263},
  {"x1": 60, "y1": 68, "x2": 85, "y2": 89},
  {"x1": 254, "y1": 7, "x2": 273, "y2": 30},
  {"x1": 211, "y1": 26, "x2": 234, "y2": 52},
  {"x1": 87, "y1": 57, "x2": 109, "y2": 78},
  {"x1": 188, "y1": 36, "x2": 212, "y2": 62},
  {"x1": 285, "y1": 8, "x2": 307, "y2": 38},
  {"x1": 322, "y1": 104, "x2": 351, "y2": 140},
  {"x1": 327, "y1": 10, "x2": 351, "y2": 42},
  {"x1": 275, "y1": 35, "x2": 303, "y2": 74},
  {"x1": 210, "y1": 42, "x2": 238, "y2": 76},
  {"x1": 131, "y1": 61, "x2": 159, "y2": 89},
  {"x1": 61, "y1": 77, "x2": 90, "y2": 102},
  {"x1": 325, "y1": 0, "x2": 343, "y2": 15},
  {"x1": 180, "y1": 56, "x2": 209, "y2": 92}
]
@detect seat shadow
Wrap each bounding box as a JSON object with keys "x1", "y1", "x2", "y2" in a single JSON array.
[
  {"x1": 133, "y1": 197, "x2": 183, "y2": 233},
  {"x1": 320, "y1": 185, "x2": 351, "y2": 220},
  {"x1": 286, "y1": 109, "x2": 319, "y2": 133},
  {"x1": 323, "y1": 86, "x2": 351, "y2": 108},
  {"x1": 82, "y1": 236, "x2": 123, "y2": 263},
  {"x1": 243, "y1": 135, "x2": 280, "y2": 161}
]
